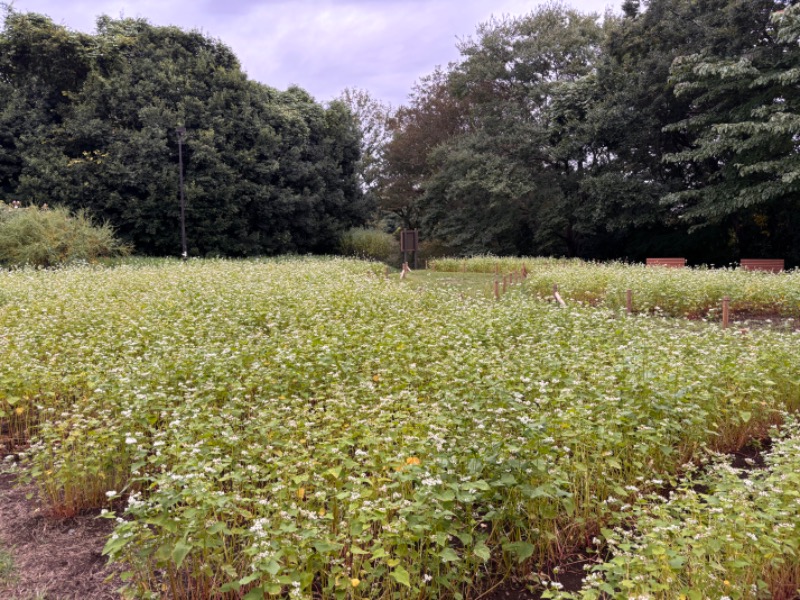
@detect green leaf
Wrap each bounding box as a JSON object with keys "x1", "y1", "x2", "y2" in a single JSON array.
[
  {"x1": 669, "y1": 556, "x2": 687, "y2": 569},
  {"x1": 244, "y1": 587, "x2": 265, "y2": 600},
  {"x1": 503, "y1": 541, "x2": 535, "y2": 563},
  {"x1": 391, "y1": 566, "x2": 411, "y2": 587},
  {"x1": 172, "y1": 540, "x2": 192, "y2": 568},
  {"x1": 208, "y1": 521, "x2": 230, "y2": 535},
  {"x1": 219, "y1": 581, "x2": 242, "y2": 593},
  {"x1": 263, "y1": 560, "x2": 280, "y2": 576},
  {"x1": 439, "y1": 547, "x2": 460, "y2": 562},
  {"x1": 473, "y1": 543, "x2": 491, "y2": 561},
  {"x1": 313, "y1": 541, "x2": 343, "y2": 554},
  {"x1": 222, "y1": 563, "x2": 238, "y2": 578}
]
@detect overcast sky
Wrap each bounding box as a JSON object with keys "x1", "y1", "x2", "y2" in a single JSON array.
[{"x1": 8, "y1": 0, "x2": 619, "y2": 106}]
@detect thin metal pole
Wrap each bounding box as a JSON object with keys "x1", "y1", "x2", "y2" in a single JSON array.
[{"x1": 177, "y1": 128, "x2": 188, "y2": 260}]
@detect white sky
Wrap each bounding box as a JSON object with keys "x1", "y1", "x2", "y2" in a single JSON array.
[{"x1": 7, "y1": 0, "x2": 619, "y2": 106}]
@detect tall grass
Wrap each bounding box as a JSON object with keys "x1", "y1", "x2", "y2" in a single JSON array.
[
  {"x1": 0, "y1": 202, "x2": 130, "y2": 268},
  {"x1": 430, "y1": 256, "x2": 800, "y2": 317},
  {"x1": 339, "y1": 227, "x2": 399, "y2": 264}
]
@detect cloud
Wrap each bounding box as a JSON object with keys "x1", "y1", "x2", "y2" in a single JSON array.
[{"x1": 10, "y1": 0, "x2": 617, "y2": 105}]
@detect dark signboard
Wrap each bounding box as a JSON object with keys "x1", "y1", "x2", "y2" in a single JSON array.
[{"x1": 400, "y1": 229, "x2": 419, "y2": 252}]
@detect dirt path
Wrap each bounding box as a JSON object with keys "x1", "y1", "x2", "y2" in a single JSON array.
[{"x1": 0, "y1": 472, "x2": 121, "y2": 600}]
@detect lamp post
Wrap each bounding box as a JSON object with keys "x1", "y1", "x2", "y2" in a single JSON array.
[{"x1": 176, "y1": 126, "x2": 188, "y2": 260}]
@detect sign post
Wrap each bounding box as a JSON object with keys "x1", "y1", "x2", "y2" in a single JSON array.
[{"x1": 400, "y1": 229, "x2": 419, "y2": 270}]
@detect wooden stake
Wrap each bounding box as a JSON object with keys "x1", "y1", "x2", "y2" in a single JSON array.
[
  {"x1": 722, "y1": 296, "x2": 730, "y2": 329},
  {"x1": 626, "y1": 289, "x2": 633, "y2": 314},
  {"x1": 494, "y1": 279, "x2": 500, "y2": 300},
  {"x1": 553, "y1": 284, "x2": 566, "y2": 308},
  {"x1": 400, "y1": 262, "x2": 411, "y2": 279}
]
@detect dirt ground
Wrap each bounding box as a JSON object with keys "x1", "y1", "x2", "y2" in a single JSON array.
[{"x1": 0, "y1": 472, "x2": 121, "y2": 600}]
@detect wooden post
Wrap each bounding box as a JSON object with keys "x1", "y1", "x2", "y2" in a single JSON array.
[
  {"x1": 494, "y1": 279, "x2": 500, "y2": 300},
  {"x1": 522, "y1": 264, "x2": 528, "y2": 278},
  {"x1": 425, "y1": 260, "x2": 428, "y2": 270},
  {"x1": 553, "y1": 284, "x2": 566, "y2": 308},
  {"x1": 626, "y1": 289, "x2": 633, "y2": 314},
  {"x1": 722, "y1": 296, "x2": 730, "y2": 329}
]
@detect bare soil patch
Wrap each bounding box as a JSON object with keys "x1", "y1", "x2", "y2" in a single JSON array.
[{"x1": 0, "y1": 472, "x2": 121, "y2": 600}]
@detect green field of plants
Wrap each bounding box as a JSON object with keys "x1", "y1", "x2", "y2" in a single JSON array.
[
  {"x1": 1, "y1": 258, "x2": 799, "y2": 599},
  {"x1": 430, "y1": 257, "x2": 800, "y2": 319}
]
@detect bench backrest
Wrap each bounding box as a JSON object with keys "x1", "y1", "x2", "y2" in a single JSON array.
[
  {"x1": 646, "y1": 258, "x2": 686, "y2": 268},
  {"x1": 740, "y1": 259, "x2": 784, "y2": 273}
]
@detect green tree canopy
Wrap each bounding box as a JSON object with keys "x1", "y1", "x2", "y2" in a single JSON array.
[
  {"x1": 379, "y1": 0, "x2": 798, "y2": 264},
  {"x1": 0, "y1": 9, "x2": 367, "y2": 256},
  {"x1": 663, "y1": 3, "x2": 800, "y2": 260}
]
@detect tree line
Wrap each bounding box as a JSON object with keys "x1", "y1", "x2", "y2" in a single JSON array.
[
  {"x1": 0, "y1": 9, "x2": 369, "y2": 257},
  {"x1": 363, "y1": 0, "x2": 800, "y2": 265},
  {"x1": 2, "y1": 2, "x2": 799, "y2": 264}
]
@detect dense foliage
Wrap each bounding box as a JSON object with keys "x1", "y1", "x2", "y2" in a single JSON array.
[
  {"x1": 0, "y1": 10, "x2": 368, "y2": 257},
  {"x1": 338, "y1": 227, "x2": 399, "y2": 264},
  {"x1": 377, "y1": 0, "x2": 799, "y2": 265},
  {"x1": 1, "y1": 259, "x2": 798, "y2": 598},
  {"x1": 559, "y1": 420, "x2": 800, "y2": 599},
  {"x1": 0, "y1": 200, "x2": 130, "y2": 267}
]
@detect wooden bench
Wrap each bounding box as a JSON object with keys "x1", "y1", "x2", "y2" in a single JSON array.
[
  {"x1": 740, "y1": 259, "x2": 784, "y2": 273},
  {"x1": 646, "y1": 258, "x2": 686, "y2": 268}
]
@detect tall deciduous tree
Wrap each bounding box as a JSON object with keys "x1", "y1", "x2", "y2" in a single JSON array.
[
  {"x1": 589, "y1": 0, "x2": 786, "y2": 261},
  {"x1": 663, "y1": 2, "x2": 800, "y2": 260},
  {"x1": 336, "y1": 88, "x2": 392, "y2": 211},
  {"x1": 379, "y1": 68, "x2": 471, "y2": 230},
  {"x1": 419, "y1": 4, "x2": 605, "y2": 255}
]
